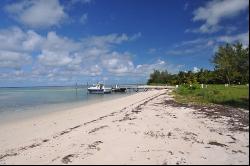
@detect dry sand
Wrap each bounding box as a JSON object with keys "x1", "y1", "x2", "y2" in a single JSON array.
[{"x1": 0, "y1": 89, "x2": 248, "y2": 165}]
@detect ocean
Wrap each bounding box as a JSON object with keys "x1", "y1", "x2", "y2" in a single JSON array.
[{"x1": 0, "y1": 86, "x2": 135, "y2": 124}]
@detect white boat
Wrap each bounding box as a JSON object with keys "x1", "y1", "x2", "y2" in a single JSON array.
[{"x1": 87, "y1": 83, "x2": 111, "y2": 94}]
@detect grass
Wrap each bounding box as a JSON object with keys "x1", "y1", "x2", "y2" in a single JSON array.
[{"x1": 174, "y1": 84, "x2": 249, "y2": 110}]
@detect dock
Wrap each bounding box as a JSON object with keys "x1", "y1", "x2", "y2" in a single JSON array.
[{"x1": 119, "y1": 85, "x2": 175, "y2": 92}]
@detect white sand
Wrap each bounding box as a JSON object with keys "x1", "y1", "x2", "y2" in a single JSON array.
[{"x1": 0, "y1": 89, "x2": 248, "y2": 165}]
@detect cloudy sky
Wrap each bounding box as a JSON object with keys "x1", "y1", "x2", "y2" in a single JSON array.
[{"x1": 0, "y1": 0, "x2": 249, "y2": 87}]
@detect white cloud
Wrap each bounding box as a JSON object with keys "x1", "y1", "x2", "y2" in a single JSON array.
[
  {"x1": 175, "y1": 38, "x2": 208, "y2": 47},
  {"x1": 100, "y1": 53, "x2": 180, "y2": 76},
  {"x1": 38, "y1": 50, "x2": 73, "y2": 67},
  {"x1": 192, "y1": 0, "x2": 249, "y2": 33},
  {"x1": 168, "y1": 31, "x2": 249, "y2": 56},
  {"x1": 89, "y1": 65, "x2": 102, "y2": 76},
  {"x1": 0, "y1": 26, "x2": 175, "y2": 84},
  {"x1": 101, "y1": 52, "x2": 134, "y2": 75},
  {"x1": 71, "y1": 0, "x2": 92, "y2": 4},
  {"x1": 135, "y1": 60, "x2": 165, "y2": 74},
  {"x1": 0, "y1": 27, "x2": 43, "y2": 52},
  {"x1": 85, "y1": 34, "x2": 129, "y2": 47},
  {"x1": 0, "y1": 27, "x2": 82, "y2": 70},
  {"x1": 82, "y1": 47, "x2": 109, "y2": 58},
  {"x1": 217, "y1": 31, "x2": 249, "y2": 46},
  {"x1": 42, "y1": 31, "x2": 81, "y2": 52},
  {"x1": 101, "y1": 56, "x2": 181, "y2": 76},
  {"x1": 34, "y1": 32, "x2": 141, "y2": 77},
  {"x1": 0, "y1": 50, "x2": 31, "y2": 69},
  {"x1": 166, "y1": 39, "x2": 214, "y2": 56},
  {"x1": 5, "y1": 0, "x2": 67, "y2": 28},
  {"x1": 135, "y1": 60, "x2": 182, "y2": 75},
  {"x1": 193, "y1": 67, "x2": 200, "y2": 73},
  {"x1": 166, "y1": 49, "x2": 194, "y2": 55},
  {"x1": 80, "y1": 13, "x2": 88, "y2": 24},
  {"x1": 31, "y1": 31, "x2": 142, "y2": 78},
  {"x1": 84, "y1": 32, "x2": 141, "y2": 48},
  {"x1": 23, "y1": 30, "x2": 44, "y2": 50},
  {"x1": 130, "y1": 32, "x2": 142, "y2": 41},
  {"x1": 0, "y1": 27, "x2": 25, "y2": 51},
  {"x1": 34, "y1": 33, "x2": 84, "y2": 74},
  {"x1": 187, "y1": 25, "x2": 222, "y2": 34}
]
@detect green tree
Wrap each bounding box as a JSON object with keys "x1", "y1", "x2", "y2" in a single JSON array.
[
  {"x1": 147, "y1": 43, "x2": 249, "y2": 85},
  {"x1": 212, "y1": 43, "x2": 236, "y2": 84},
  {"x1": 234, "y1": 43, "x2": 249, "y2": 84},
  {"x1": 147, "y1": 70, "x2": 169, "y2": 85},
  {"x1": 212, "y1": 43, "x2": 249, "y2": 84},
  {"x1": 177, "y1": 71, "x2": 187, "y2": 84}
]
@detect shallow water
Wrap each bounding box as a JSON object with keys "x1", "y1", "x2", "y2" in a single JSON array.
[{"x1": 0, "y1": 86, "x2": 134, "y2": 124}]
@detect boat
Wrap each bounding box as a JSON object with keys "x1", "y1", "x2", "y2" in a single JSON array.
[
  {"x1": 87, "y1": 83, "x2": 111, "y2": 94},
  {"x1": 112, "y1": 84, "x2": 127, "y2": 92}
]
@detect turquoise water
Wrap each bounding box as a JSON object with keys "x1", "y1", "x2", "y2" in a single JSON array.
[{"x1": 0, "y1": 86, "x2": 133, "y2": 123}]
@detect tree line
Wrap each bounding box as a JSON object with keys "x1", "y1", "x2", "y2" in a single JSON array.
[{"x1": 147, "y1": 43, "x2": 249, "y2": 85}]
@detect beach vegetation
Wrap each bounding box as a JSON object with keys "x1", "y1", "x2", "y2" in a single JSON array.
[
  {"x1": 147, "y1": 43, "x2": 249, "y2": 109},
  {"x1": 174, "y1": 84, "x2": 249, "y2": 109},
  {"x1": 147, "y1": 43, "x2": 249, "y2": 85}
]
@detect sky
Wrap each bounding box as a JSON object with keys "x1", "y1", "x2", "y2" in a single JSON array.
[{"x1": 0, "y1": 0, "x2": 249, "y2": 87}]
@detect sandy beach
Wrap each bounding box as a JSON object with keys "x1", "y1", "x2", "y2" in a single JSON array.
[{"x1": 0, "y1": 89, "x2": 248, "y2": 165}]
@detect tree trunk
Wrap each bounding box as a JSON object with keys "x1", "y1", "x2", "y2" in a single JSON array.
[{"x1": 226, "y1": 74, "x2": 231, "y2": 85}]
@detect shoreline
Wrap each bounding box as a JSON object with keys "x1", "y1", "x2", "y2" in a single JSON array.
[
  {"x1": 0, "y1": 91, "x2": 136, "y2": 125},
  {"x1": 0, "y1": 89, "x2": 248, "y2": 165},
  {"x1": 0, "y1": 90, "x2": 164, "y2": 151},
  {"x1": 0, "y1": 85, "x2": 169, "y2": 125}
]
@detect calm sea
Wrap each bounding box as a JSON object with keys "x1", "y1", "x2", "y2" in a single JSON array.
[{"x1": 0, "y1": 86, "x2": 134, "y2": 124}]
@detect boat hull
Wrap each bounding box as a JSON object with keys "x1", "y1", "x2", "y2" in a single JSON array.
[
  {"x1": 88, "y1": 89, "x2": 112, "y2": 94},
  {"x1": 104, "y1": 88, "x2": 112, "y2": 94},
  {"x1": 112, "y1": 88, "x2": 127, "y2": 92},
  {"x1": 87, "y1": 89, "x2": 104, "y2": 94}
]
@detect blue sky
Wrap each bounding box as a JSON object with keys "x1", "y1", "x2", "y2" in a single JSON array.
[{"x1": 0, "y1": 0, "x2": 249, "y2": 87}]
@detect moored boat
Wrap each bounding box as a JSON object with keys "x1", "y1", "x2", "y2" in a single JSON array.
[
  {"x1": 87, "y1": 83, "x2": 111, "y2": 94},
  {"x1": 112, "y1": 85, "x2": 127, "y2": 92}
]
